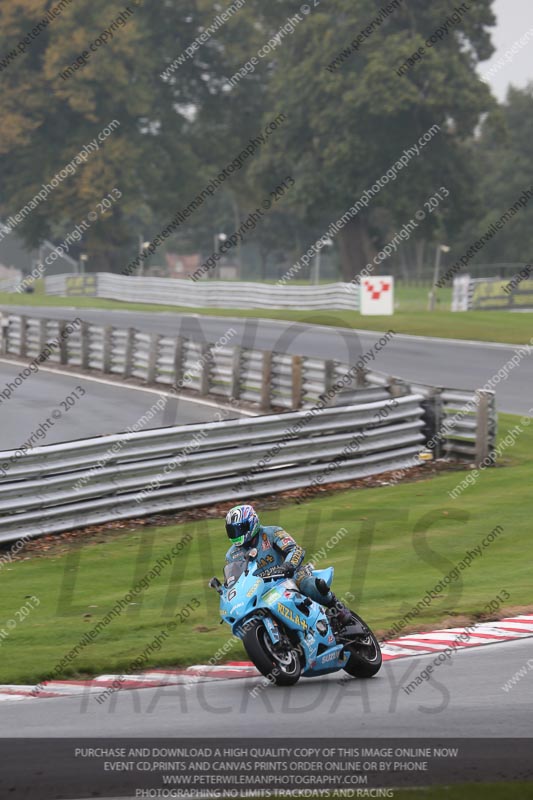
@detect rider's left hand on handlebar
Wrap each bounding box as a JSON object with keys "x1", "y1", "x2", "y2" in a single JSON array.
[{"x1": 279, "y1": 563, "x2": 295, "y2": 577}]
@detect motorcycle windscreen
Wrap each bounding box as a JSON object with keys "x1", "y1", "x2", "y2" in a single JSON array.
[{"x1": 224, "y1": 560, "x2": 247, "y2": 587}]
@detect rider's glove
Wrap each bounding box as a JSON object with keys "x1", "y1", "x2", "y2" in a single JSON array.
[{"x1": 280, "y1": 563, "x2": 295, "y2": 578}]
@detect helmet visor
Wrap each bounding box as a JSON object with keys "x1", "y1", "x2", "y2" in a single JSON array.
[{"x1": 226, "y1": 520, "x2": 252, "y2": 544}]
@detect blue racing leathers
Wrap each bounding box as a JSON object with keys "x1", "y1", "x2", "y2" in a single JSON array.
[{"x1": 225, "y1": 525, "x2": 332, "y2": 606}]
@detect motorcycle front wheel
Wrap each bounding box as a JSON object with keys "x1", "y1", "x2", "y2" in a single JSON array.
[
  {"x1": 342, "y1": 611, "x2": 382, "y2": 678},
  {"x1": 243, "y1": 618, "x2": 301, "y2": 686}
]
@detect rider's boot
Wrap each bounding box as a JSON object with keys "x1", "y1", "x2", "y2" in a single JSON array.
[
  {"x1": 314, "y1": 579, "x2": 352, "y2": 625},
  {"x1": 324, "y1": 593, "x2": 352, "y2": 626}
]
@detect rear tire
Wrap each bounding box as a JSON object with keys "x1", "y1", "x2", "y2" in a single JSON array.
[
  {"x1": 343, "y1": 612, "x2": 382, "y2": 678},
  {"x1": 243, "y1": 618, "x2": 301, "y2": 686}
]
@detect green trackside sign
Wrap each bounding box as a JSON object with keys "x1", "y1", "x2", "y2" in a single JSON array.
[{"x1": 65, "y1": 275, "x2": 97, "y2": 296}]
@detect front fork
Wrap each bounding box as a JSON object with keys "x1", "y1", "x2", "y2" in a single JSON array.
[
  {"x1": 233, "y1": 613, "x2": 281, "y2": 645},
  {"x1": 235, "y1": 613, "x2": 285, "y2": 651},
  {"x1": 262, "y1": 615, "x2": 281, "y2": 645}
]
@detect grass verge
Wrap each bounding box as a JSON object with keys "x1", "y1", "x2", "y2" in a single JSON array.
[
  {"x1": 0, "y1": 286, "x2": 531, "y2": 345},
  {"x1": 0, "y1": 412, "x2": 531, "y2": 685}
]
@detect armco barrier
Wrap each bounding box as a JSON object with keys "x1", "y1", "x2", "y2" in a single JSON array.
[
  {"x1": 1, "y1": 314, "x2": 388, "y2": 412},
  {"x1": 416, "y1": 385, "x2": 497, "y2": 464},
  {"x1": 44, "y1": 272, "x2": 360, "y2": 311},
  {"x1": 0, "y1": 396, "x2": 427, "y2": 543},
  {"x1": 0, "y1": 278, "x2": 21, "y2": 293},
  {"x1": 0, "y1": 313, "x2": 496, "y2": 465}
]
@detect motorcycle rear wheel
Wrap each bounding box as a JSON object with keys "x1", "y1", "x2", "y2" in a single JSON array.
[
  {"x1": 243, "y1": 618, "x2": 301, "y2": 686},
  {"x1": 342, "y1": 612, "x2": 382, "y2": 678}
]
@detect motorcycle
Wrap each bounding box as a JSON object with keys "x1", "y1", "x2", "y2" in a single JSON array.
[{"x1": 209, "y1": 547, "x2": 382, "y2": 686}]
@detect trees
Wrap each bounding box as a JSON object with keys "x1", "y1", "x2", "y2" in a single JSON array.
[
  {"x1": 467, "y1": 84, "x2": 533, "y2": 263},
  {"x1": 0, "y1": 0, "x2": 200, "y2": 268},
  {"x1": 0, "y1": 0, "x2": 502, "y2": 280},
  {"x1": 234, "y1": 0, "x2": 496, "y2": 279}
]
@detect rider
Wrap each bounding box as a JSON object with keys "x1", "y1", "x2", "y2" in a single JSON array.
[{"x1": 224, "y1": 504, "x2": 352, "y2": 624}]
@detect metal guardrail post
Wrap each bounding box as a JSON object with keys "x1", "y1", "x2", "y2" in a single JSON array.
[
  {"x1": 80, "y1": 322, "x2": 90, "y2": 370},
  {"x1": 421, "y1": 389, "x2": 444, "y2": 459},
  {"x1": 147, "y1": 333, "x2": 159, "y2": 383},
  {"x1": 292, "y1": 355, "x2": 304, "y2": 410},
  {"x1": 0, "y1": 314, "x2": 9, "y2": 355},
  {"x1": 475, "y1": 390, "x2": 493, "y2": 467},
  {"x1": 19, "y1": 316, "x2": 28, "y2": 357},
  {"x1": 199, "y1": 343, "x2": 213, "y2": 396},
  {"x1": 231, "y1": 346, "x2": 242, "y2": 400},
  {"x1": 261, "y1": 351, "x2": 273, "y2": 412},
  {"x1": 102, "y1": 326, "x2": 113, "y2": 374},
  {"x1": 355, "y1": 366, "x2": 367, "y2": 387},
  {"x1": 487, "y1": 391, "x2": 498, "y2": 461},
  {"x1": 174, "y1": 336, "x2": 185, "y2": 387},
  {"x1": 58, "y1": 320, "x2": 69, "y2": 365},
  {"x1": 123, "y1": 328, "x2": 135, "y2": 378},
  {"x1": 324, "y1": 360, "x2": 335, "y2": 394},
  {"x1": 37, "y1": 319, "x2": 46, "y2": 356},
  {"x1": 389, "y1": 377, "x2": 409, "y2": 397}
]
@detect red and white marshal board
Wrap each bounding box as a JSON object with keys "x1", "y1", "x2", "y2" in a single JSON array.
[{"x1": 360, "y1": 277, "x2": 394, "y2": 315}]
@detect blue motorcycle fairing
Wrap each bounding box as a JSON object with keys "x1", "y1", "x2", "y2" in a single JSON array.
[{"x1": 218, "y1": 560, "x2": 349, "y2": 678}]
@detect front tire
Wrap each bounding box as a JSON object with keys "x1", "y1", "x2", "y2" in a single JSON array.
[
  {"x1": 343, "y1": 612, "x2": 382, "y2": 678},
  {"x1": 243, "y1": 618, "x2": 301, "y2": 686}
]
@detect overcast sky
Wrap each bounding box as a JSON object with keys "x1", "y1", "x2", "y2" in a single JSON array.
[{"x1": 482, "y1": 0, "x2": 533, "y2": 100}]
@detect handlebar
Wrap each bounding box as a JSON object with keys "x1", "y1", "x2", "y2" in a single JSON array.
[
  {"x1": 211, "y1": 564, "x2": 292, "y2": 593},
  {"x1": 259, "y1": 570, "x2": 288, "y2": 581}
]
